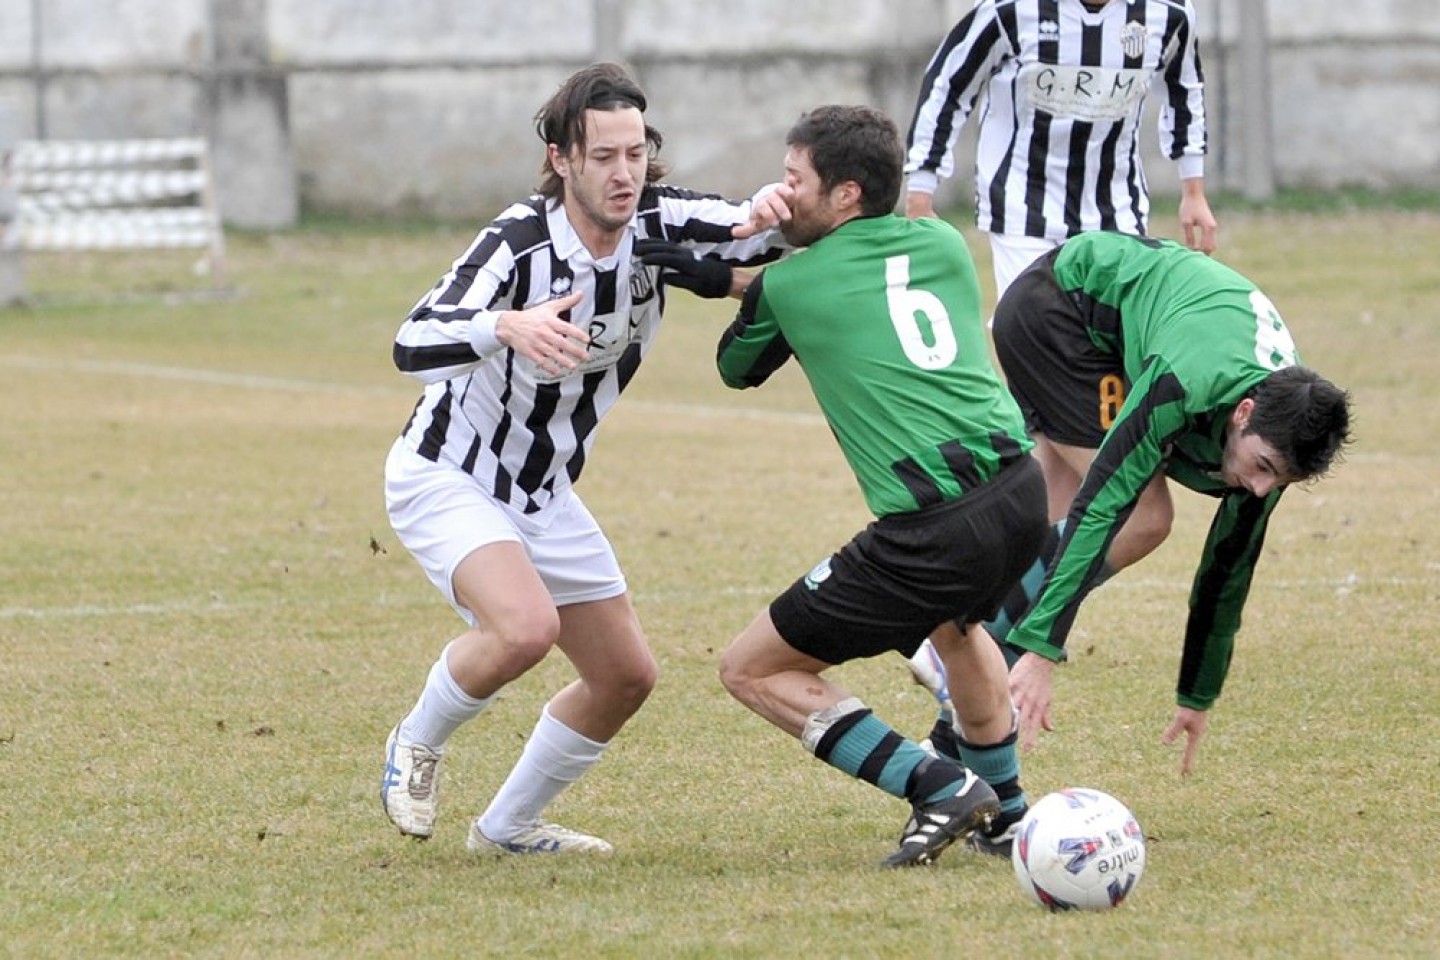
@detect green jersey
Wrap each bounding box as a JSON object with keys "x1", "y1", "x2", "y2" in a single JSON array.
[
  {"x1": 1010, "y1": 231, "x2": 1300, "y2": 709},
  {"x1": 716, "y1": 214, "x2": 1031, "y2": 518}
]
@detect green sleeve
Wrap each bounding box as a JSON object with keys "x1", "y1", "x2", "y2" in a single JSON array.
[
  {"x1": 1177, "y1": 489, "x2": 1282, "y2": 709},
  {"x1": 716, "y1": 272, "x2": 793, "y2": 389},
  {"x1": 1008, "y1": 358, "x2": 1191, "y2": 660}
]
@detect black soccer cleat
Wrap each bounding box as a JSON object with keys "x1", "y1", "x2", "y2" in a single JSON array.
[
  {"x1": 964, "y1": 804, "x2": 1026, "y2": 858},
  {"x1": 882, "y1": 770, "x2": 999, "y2": 868}
]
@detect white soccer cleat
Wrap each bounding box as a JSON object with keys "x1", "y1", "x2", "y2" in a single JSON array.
[
  {"x1": 906, "y1": 638, "x2": 954, "y2": 706},
  {"x1": 381, "y1": 725, "x2": 442, "y2": 839},
  {"x1": 467, "y1": 819, "x2": 614, "y2": 856}
]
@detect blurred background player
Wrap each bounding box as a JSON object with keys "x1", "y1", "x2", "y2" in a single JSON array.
[
  {"x1": 903, "y1": 0, "x2": 1218, "y2": 300},
  {"x1": 380, "y1": 62, "x2": 788, "y2": 855},
  {"x1": 712, "y1": 104, "x2": 1048, "y2": 866}
]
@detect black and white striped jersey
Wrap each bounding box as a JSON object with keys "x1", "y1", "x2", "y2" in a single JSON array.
[
  {"x1": 392, "y1": 187, "x2": 785, "y2": 515},
  {"x1": 905, "y1": 0, "x2": 1207, "y2": 241}
]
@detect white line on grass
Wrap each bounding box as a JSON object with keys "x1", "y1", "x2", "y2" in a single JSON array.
[
  {"x1": 3, "y1": 576, "x2": 1426, "y2": 622},
  {"x1": 2, "y1": 357, "x2": 1423, "y2": 623},
  {"x1": 0, "y1": 354, "x2": 827, "y2": 426},
  {"x1": 1, "y1": 354, "x2": 406, "y2": 397},
  {"x1": 8, "y1": 354, "x2": 1426, "y2": 458}
]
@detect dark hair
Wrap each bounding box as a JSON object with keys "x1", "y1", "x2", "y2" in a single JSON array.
[
  {"x1": 784, "y1": 105, "x2": 903, "y2": 216},
  {"x1": 1246, "y1": 366, "x2": 1353, "y2": 479},
  {"x1": 533, "y1": 62, "x2": 667, "y2": 199}
]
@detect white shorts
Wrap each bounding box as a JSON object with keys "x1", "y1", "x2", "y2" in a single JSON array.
[
  {"x1": 988, "y1": 233, "x2": 1063, "y2": 302},
  {"x1": 384, "y1": 439, "x2": 627, "y2": 624}
]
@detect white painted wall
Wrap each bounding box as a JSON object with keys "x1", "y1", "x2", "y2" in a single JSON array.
[{"x1": 1, "y1": 0, "x2": 1436, "y2": 222}]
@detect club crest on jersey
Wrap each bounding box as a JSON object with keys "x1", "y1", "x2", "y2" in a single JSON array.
[
  {"x1": 1121, "y1": 22, "x2": 1148, "y2": 59},
  {"x1": 629, "y1": 263, "x2": 656, "y2": 303}
]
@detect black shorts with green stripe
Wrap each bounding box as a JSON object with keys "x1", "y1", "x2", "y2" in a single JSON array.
[{"x1": 769, "y1": 456, "x2": 1048, "y2": 665}]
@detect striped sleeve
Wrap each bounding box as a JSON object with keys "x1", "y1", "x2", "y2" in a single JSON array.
[
  {"x1": 647, "y1": 184, "x2": 790, "y2": 265},
  {"x1": 1176, "y1": 488, "x2": 1281, "y2": 709},
  {"x1": 716, "y1": 274, "x2": 793, "y2": 389},
  {"x1": 1009, "y1": 358, "x2": 1190, "y2": 660},
  {"x1": 904, "y1": 0, "x2": 1015, "y2": 185},
  {"x1": 392, "y1": 200, "x2": 544, "y2": 384},
  {"x1": 1157, "y1": 0, "x2": 1208, "y2": 166}
]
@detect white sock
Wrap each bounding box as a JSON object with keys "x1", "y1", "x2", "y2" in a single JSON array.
[
  {"x1": 396, "y1": 642, "x2": 493, "y2": 752},
  {"x1": 476, "y1": 702, "x2": 607, "y2": 842}
]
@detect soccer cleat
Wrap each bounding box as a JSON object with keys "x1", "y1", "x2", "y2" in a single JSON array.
[
  {"x1": 965, "y1": 805, "x2": 1027, "y2": 858},
  {"x1": 882, "y1": 770, "x2": 999, "y2": 868},
  {"x1": 467, "y1": 819, "x2": 614, "y2": 856},
  {"x1": 381, "y1": 725, "x2": 442, "y2": 839}
]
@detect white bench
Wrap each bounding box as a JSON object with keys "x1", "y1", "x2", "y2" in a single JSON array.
[{"x1": 1, "y1": 137, "x2": 226, "y2": 283}]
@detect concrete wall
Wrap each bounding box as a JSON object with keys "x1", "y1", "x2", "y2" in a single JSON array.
[{"x1": 1, "y1": 0, "x2": 1437, "y2": 225}]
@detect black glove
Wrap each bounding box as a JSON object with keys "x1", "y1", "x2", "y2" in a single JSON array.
[{"x1": 634, "y1": 239, "x2": 734, "y2": 299}]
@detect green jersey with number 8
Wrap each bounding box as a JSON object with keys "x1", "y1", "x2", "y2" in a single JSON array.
[{"x1": 1009, "y1": 230, "x2": 1302, "y2": 709}]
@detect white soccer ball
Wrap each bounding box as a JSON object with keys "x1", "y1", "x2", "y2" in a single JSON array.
[{"x1": 1011, "y1": 788, "x2": 1146, "y2": 911}]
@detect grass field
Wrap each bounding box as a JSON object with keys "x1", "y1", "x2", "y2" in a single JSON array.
[{"x1": 2, "y1": 208, "x2": 1438, "y2": 959}]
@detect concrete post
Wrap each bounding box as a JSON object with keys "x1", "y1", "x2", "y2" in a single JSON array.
[
  {"x1": 1237, "y1": 0, "x2": 1275, "y2": 201},
  {"x1": 594, "y1": 0, "x2": 626, "y2": 64},
  {"x1": 206, "y1": 0, "x2": 299, "y2": 229},
  {"x1": 0, "y1": 98, "x2": 26, "y2": 307}
]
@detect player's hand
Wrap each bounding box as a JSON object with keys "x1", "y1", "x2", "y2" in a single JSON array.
[
  {"x1": 495, "y1": 291, "x2": 590, "y2": 377},
  {"x1": 1178, "y1": 189, "x2": 1218, "y2": 254},
  {"x1": 634, "y1": 240, "x2": 735, "y2": 299},
  {"x1": 1160, "y1": 706, "x2": 1210, "y2": 776},
  {"x1": 905, "y1": 191, "x2": 937, "y2": 219},
  {"x1": 1008, "y1": 652, "x2": 1057, "y2": 752},
  {"x1": 732, "y1": 182, "x2": 793, "y2": 239}
]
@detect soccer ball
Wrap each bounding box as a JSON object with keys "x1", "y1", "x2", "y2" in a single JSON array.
[{"x1": 1011, "y1": 788, "x2": 1146, "y2": 911}]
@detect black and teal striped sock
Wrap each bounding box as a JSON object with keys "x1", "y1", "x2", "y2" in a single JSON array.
[
  {"x1": 984, "y1": 521, "x2": 1063, "y2": 653},
  {"x1": 956, "y1": 727, "x2": 1026, "y2": 820},
  {"x1": 811, "y1": 709, "x2": 967, "y2": 805}
]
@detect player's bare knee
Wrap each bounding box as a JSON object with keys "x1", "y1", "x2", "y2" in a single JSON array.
[
  {"x1": 1134, "y1": 507, "x2": 1173, "y2": 556},
  {"x1": 488, "y1": 609, "x2": 562, "y2": 670},
  {"x1": 612, "y1": 653, "x2": 658, "y2": 712},
  {"x1": 716, "y1": 650, "x2": 757, "y2": 704}
]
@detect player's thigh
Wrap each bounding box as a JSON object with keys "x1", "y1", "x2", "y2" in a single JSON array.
[
  {"x1": 386, "y1": 440, "x2": 549, "y2": 629},
  {"x1": 721, "y1": 607, "x2": 831, "y2": 681},
  {"x1": 555, "y1": 592, "x2": 656, "y2": 689},
  {"x1": 452, "y1": 541, "x2": 557, "y2": 641},
  {"x1": 1041, "y1": 437, "x2": 1099, "y2": 485},
  {"x1": 1043, "y1": 437, "x2": 1172, "y2": 520},
  {"x1": 1030, "y1": 433, "x2": 1088, "y2": 521}
]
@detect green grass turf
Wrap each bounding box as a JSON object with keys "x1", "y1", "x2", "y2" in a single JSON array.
[{"x1": 2, "y1": 206, "x2": 1437, "y2": 958}]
